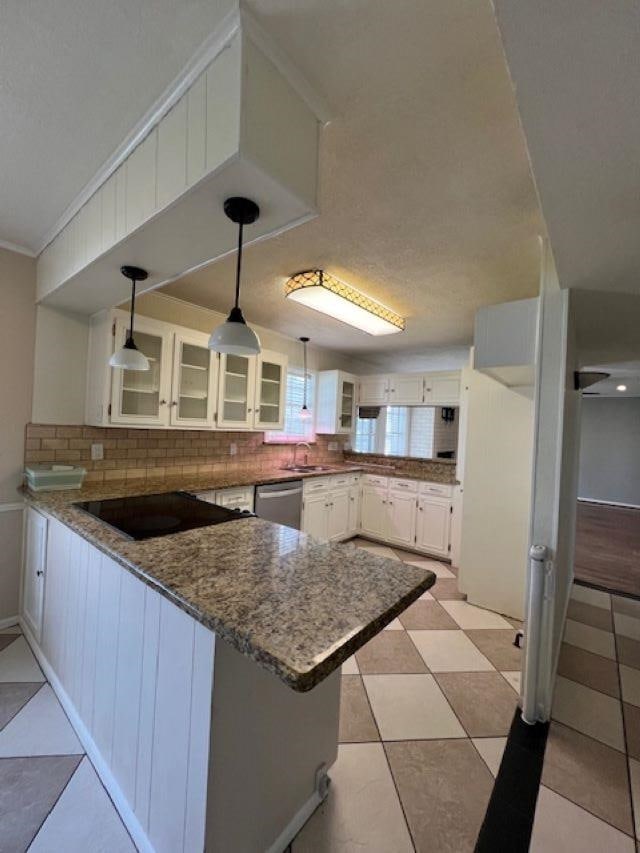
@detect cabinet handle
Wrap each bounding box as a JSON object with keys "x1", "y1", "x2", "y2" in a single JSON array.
[
  {"x1": 36, "y1": 570, "x2": 44, "y2": 576},
  {"x1": 160, "y1": 399, "x2": 167, "y2": 405},
  {"x1": 382, "y1": 499, "x2": 387, "y2": 504},
  {"x1": 171, "y1": 401, "x2": 178, "y2": 407},
  {"x1": 418, "y1": 506, "x2": 423, "y2": 512},
  {"x1": 248, "y1": 407, "x2": 253, "y2": 413}
]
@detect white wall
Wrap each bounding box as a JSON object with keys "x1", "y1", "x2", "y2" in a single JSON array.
[
  {"x1": 458, "y1": 369, "x2": 534, "y2": 619},
  {"x1": 0, "y1": 247, "x2": 36, "y2": 621},
  {"x1": 32, "y1": 304, "x2": 89, "y2": 423},
  {"x1": 579, "y1": 397, "x2": 640, "y2": 507}
]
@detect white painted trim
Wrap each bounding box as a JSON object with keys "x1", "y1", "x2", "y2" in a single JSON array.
[
  {"x1": 578, "y1": 497, "x2": 640, "y2": 511},
  {"x1": 19, "y1": 617, "x2": 155, "y2": 853},
  {"x1": 266, "y1": 789, "x2": 324, "y2": 853},
  {"x1": 0, "y1": 501, "x2": 24, "y2": 513},
  {"x1": 0, "y1": 239, "x2": 36, "y2": 257},
  {"x1": 36, "y1": 6, "x2": 242, "y2": 256},
  {"x1": 240, "y1": 6, "x2": 332, "y2": 126},
  {"x1": 0, "y1": 615, "x2": 20, "y2": 630}
]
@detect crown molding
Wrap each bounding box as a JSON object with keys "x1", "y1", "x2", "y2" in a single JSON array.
[
  {"x1": 0, "y1": 239, "x2": 36, "y2": 258},
  {"x1": 36, "y1": 5, "x2": 242, "y2": 257},
  {"x1": 239, "y1": 6, "x2": 332, "y2": 126}
]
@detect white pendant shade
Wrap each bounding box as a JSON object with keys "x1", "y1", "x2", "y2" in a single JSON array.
[
  {"x1": 109, "y1": 344, "x2": 150, "y2": 371},
  {"x1": 208, "y1": 318, "x2": 261, "y2": 356}
]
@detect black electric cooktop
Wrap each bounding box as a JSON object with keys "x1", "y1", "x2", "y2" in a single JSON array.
[{"x1": 75, "y1": 491, "x2": 255, "y2": 541}]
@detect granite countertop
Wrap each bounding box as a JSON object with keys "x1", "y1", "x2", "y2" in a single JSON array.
[{"x1": 23, "y1": 468, "x2": 436, "y2": 692}]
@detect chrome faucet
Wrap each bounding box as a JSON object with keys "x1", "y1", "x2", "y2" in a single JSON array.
[{"x1": 293, "y1": 442, "x2": 311, "y2": 467}]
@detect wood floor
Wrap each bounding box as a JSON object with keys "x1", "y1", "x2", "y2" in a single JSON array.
[{"x1": 574, "y1": 501, "x2": 640, "y2": 597}]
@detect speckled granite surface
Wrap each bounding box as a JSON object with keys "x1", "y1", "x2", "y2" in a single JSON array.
[{"x1": 23, "y1": 469, "x2": 436, "y2": 692}]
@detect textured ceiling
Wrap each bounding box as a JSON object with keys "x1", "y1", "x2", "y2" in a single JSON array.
[
  {"x1": 161, "y1": 0, "x2": 544, "y2": 368},
  {"x1": 0, "y1": 0, "x2": 235, "y2": 251}
]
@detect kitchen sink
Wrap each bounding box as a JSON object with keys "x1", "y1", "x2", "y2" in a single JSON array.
[{"x1": 280, "y1": 465, "x2": 335, "y2": 473}]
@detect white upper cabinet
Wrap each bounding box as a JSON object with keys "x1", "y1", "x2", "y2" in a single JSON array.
[
  {"x1": 253, "y1": 350, "x2": 287, "y2": 431},
  {"x1": 110, "y1": 315, "x2": 173, "y2": 426},
  {"x1": 217, "y1": 353, "x2": 257, "y2": 430},
  {"x1": 359, "y1": 375, "x2": 389, "y2": 405},
  {"x1": 316, "y1": 370, "x2": 358, "y2": 434},
  {"x1": 388, "y1": 374, "x2": 424, "y2": 405},
  {"x1": 170, "y1": 331, "x2": 218, "y2": 428},
  {"x1": 423, "y1": 372, "x2": 460, "y2": 406}
]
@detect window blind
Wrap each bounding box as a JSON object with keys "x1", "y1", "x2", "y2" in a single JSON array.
[
  {"x1": 409, "y1": 407, "x2": 435, "y2": 458},
  {"x1": 265, "y1": 369, "x2": 315, "y2": 443},
  {"x1": 384, "y1": 406, "x2": 409, "y2": 456}
]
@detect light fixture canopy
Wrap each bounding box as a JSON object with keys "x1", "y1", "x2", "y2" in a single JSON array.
[
  {"x1": 109, "y1": 265, "x2": 150, "y2": 371},
  {"x1": 285, "y1": 270, "x2": 405, "y2": 336},
  {"x1": 209, "y1": 197, "x2": 261, "y2": 356}
]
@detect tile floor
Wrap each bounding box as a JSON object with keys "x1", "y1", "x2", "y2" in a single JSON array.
[
  {"x1": 0, "y1": 624, "x2": 135, "y2": 852},
  {"x1": 292, "y1": 539, "x2": 522, "y2": 852},
  {"x1": 529, "y1": 581, "x2": 640, "y2": 852}
]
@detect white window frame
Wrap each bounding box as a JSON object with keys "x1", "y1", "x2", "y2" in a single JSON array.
[
  {"x1": 264, "y1": 367, "x2": 316, "y2": 444},
  {"x1": 353, "y1": 405, "x2": 437, "y2": 459}
]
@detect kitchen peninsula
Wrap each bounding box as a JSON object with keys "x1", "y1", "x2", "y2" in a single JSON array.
[{"x1": 21, "y1": 469, "x2": 436, "y2": 853}]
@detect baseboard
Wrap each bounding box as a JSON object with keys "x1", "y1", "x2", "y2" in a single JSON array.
[
  {"x1": 19, "y1": 616, "x2": 154, "y2": 853},
  {"x1": 578, "y1": 497, "x2": 640, "y2": 510},
  {"x1": 266, "y1": 788, "x2": 325, "y2": 853},
  {"x1": 0, "y1": 615, "x2": 20, "y2": 630}
]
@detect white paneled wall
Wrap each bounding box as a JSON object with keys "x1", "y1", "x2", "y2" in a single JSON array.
[{"x1": 38, "y1": 518, "x2": 215, "y2": 852}]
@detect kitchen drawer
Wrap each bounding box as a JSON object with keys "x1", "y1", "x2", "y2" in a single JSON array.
[
  {"x1": 303, "y1": 476, "x2": 332, "y2": 494},
  {"x1": 215, "y1": 487, "x2": 255, "y2": 510},
  {"x1": 388, "y1": 477, "x2": 418, "y2": 494},
  {"x1": 195, "y1": 490, "x2": 218, "y2": 503},
  {"x1": 331, "y1": 473, "x2": 359, "y2": 488},
  {"x1": 362, "y1": 474, "x2": 389, "y2": 489},
  {"x1": 419, "y1": 482, "x2": 453, "y2": 498}
]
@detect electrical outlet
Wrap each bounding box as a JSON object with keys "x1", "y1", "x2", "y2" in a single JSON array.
[
  {"x1": 91, "y1": 443, "x2": 104, "y2": 461},
  {"x1": 229, "y1": 442, "x2": 238, "y2": 456}
]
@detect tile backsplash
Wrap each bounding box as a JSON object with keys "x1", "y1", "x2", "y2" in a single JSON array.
[
  {"x1": 25, "y1": 424, "x2": 346, "y2": 484},
  {"x1": 343, "y1": 451, "x2": 457, "y2": 484}
]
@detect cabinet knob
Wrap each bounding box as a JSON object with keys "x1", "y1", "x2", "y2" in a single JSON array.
[
  {"x1": 419, "y1": 506, "x2": 423, "y2": 511},
  {"x1": 160, "y1": 399, "x2": 167, "y2": 405},
  {"x1": 171, "y1": 401, "x2": 178, "y2": 407},
  {"x1": 248, "y1": 407, "x2": 253, "y2": 413},
  {"x1": 36, "y1": 570, "x2": 44, "y2": 576}
]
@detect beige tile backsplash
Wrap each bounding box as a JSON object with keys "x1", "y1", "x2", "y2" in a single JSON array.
[{"x1": 25, "y1": 424, "x2": 346, "y2": 484}]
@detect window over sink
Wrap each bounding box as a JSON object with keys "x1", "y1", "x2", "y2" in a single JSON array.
[{"x1": 264, "y1": 368, "x2": 316, "y2": 444}]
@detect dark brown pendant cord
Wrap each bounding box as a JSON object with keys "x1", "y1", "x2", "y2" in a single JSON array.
[{"x1": 234, "y1": 221, "x2": 243, "y2": 310}]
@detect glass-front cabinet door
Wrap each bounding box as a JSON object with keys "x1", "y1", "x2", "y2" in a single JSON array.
[
  {"x1": 217, "y1": 353, "x2": 257, "y2": 429},
  {"x1": 110, "y1": 315, "x2": 173, "y2": 426},
  {"x1": 339, "y1": 377, "x2": 356, "y2": 433},
  {"x1": 253, "y1": 350, "x2": 287, "y2": 430},
  {"x1": 170, "y1": 332, "x2": 217, "y2": 428}
]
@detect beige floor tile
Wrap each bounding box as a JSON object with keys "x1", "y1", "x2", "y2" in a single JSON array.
[
  {"x1": 419, "y1": 590, "x2": 434, "y2": 600},
  {"x1": 567, "y1": 599, "x2": 614, "y2": 631},
  {"x1": 557, "y1": 642, "x2": 620, "y2": 698},
  {"x1": 465, "y1": 629, "x2": 522, "y2": 671},
  {"x1": 429, "y1": 578, "x2": 466, "y2": 601},
  {"x1": 408, "y1": 630, "x2": 494, "y2": 673},
  {"x1": 339, "y1": 676, "x2": 379, "y2": 743},
  {"x1": 435, "y1": 672, "x2": 518, "y2": 737},
  {"x1": 613, "y1": 596, "x2": 640, "y2": 618},
  {"x1": 620, "y1": 665, "x2": 640, "y2": 708},
  {"x1": 618, "y1": 636, "x2": 640, "y2": 670},
  {"x1": 570, "y1": 584, "x2": 612, "y2": 611},
  {"x1": 0, "y1": 683, "x2": 43, "y2": 730},
  {"x1": 624, "y1": 703, "x2": 640, "y2": 760},
  {"x1": 629, "y1": 758, "x2": 640, "y2": 838},
  {"x1": 385, "y1": 739, "x2": 494, "y2": 853},
  {"x1": 615, "y1": 613, "x2": 640, "y2": 642},
  {"x1": 501, "y1": 671, "x2": 521, "y2": 694},
  {"x1": 356, "y1": 542, "x2": 400, "y2": 561},
  {"x1": 383, "y1": 618, "x2": 404, "y2": 631},
  {"x1": 471, "y1": 737, "x2": 507, "y2": 777},
  {"x1": 341, "y1": 655, "x2": 359, "y2": 675},
  {"x1": 0, "y1": 637, "x2": 45, "y2": 683},
  {"x1": 439, "y1": 601, "x2": 512, "y2": 630},
  {"x1": 0, "y1": 625, "x2": 22, "y2": 635},
  {"x1": 542, "y1": 722, "x2": 633, "y2": 834},
  {"x1": 563, "y1": 619, "x2": 616, "y2": 660},
  {"x1": 292, "y1": 743, "x2": 413, "y2": 853},
  {"x1": 405, "y1": 560, "x2": 454, "y2": 578},
  {"x1": 531, "y1": 787, "x2": 635, "y2": 853},
  {"x1": 0, "y1": 636, "x2": 19, "y2": 654},
  {"x1": 552, "y1": 677, "x2": 625, "y2": 751},
  {"x1": 363, "y1": 674, "x2": 465, "y2": 741},
  {"x1": 399, "y1": 600, "x2": 459, "y2": 630},
  {"x1": 355, "y1": 631, "x2": 428, "y2": 674},
  {"x1": 506, "y1": 616, "x2": 524, "y2": 629}
]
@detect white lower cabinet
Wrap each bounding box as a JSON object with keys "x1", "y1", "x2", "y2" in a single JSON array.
[
  {"x1": 416, "y1": 495, "x2": 451, "y2": 557},
  {"x1": 302, "y1": 475, "x2": 360, "y2": 541},
  {"x1": 360, "y1": 485, "x2": 388, "y2": 538},
  {"x1": 22, "y1": 507, "x2": 48, "y2": 642},
  {"x1": 386, "y1": 490, "x2": 417, "y2": 547},
  {"x1": 327, "y1": 488, "x2": 350, "y2": 540},
  {"x1": 302, "y1": 491, "x2": 331, "y2": 539}
]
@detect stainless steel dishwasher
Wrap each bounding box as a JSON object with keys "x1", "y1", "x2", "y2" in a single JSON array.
[{"x1": 254, "y1": 480, "x2": 303, "y2": 529}]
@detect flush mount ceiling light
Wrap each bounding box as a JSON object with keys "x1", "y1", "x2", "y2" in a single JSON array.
[
  {"x1": 617, "y1": 384, "x2": 628, "y2": 391},
  {"x1": 285, "y1": 270, "x2": 405, "y2": 336},
  {"x1": 109, "y1": 266, "x2": 150, "y2": 371},
  {"x1": 299, "y1": 336, "x2": 312, "y2": 420},
  {"x1": 209, "y1": 197, "x2": 261, "y2": 356}
]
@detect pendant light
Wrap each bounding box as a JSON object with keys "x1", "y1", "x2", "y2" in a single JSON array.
[
  {"x1": 299, "y1": 336, "x2": 312, "y2": 420},
  {"x1": 109, "y1": 266, "x2": 150, "y2": 371},
  {"x1": 208, "y1": 197, "x2": 261, "y2": 355}
]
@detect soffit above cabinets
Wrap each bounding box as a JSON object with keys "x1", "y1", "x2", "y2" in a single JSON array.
[{"x1": 36, "y1": 13, "x2": 322, "y2": 316}]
